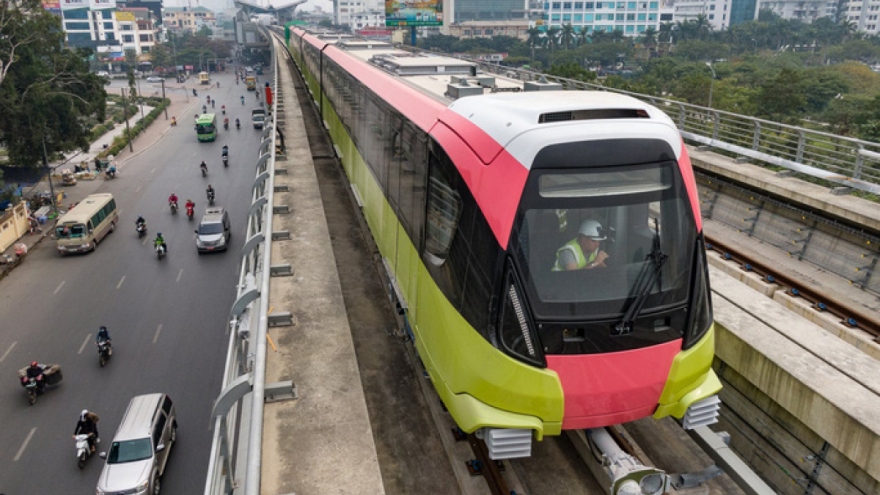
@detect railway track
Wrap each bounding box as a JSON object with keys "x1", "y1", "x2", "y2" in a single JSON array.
[{"x1": 705, "y1": 235, "x2": 880, "y2": 342}]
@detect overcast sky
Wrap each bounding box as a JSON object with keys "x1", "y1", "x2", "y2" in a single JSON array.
[{"x1": 163, "y1": 0, "x2": 333, "y2": 13}]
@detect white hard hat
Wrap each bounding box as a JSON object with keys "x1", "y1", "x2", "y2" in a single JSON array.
[{"x1": 579, "y1": 220, "x2": 606, "y2": 240}]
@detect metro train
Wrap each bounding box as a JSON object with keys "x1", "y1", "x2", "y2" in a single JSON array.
[{"x1": 284, "y1": 28, "x2": 722, "y2": 456}]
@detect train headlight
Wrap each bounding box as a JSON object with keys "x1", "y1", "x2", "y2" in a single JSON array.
[
  {"x1": 498, "y1": 272, "x2": 545, "y2": 367},
  {"x1": 683, "y1": 238, "x2": 713, "y2": 349}
]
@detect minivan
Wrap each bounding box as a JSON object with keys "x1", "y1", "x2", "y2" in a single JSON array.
[
  {"x1": 195, "y1": 206, "x2": 231, "y2": 252},
  {"x1": 96, "y1": 393, "x2": 177, "y2": 495}
]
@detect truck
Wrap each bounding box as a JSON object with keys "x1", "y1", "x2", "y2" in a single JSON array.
[{"x1": 252, "y1": 108, "x2": 266, "y2": 129}]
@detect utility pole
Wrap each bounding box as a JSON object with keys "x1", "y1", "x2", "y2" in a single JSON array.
[
  {"x1": 121, "y1": 88, "x2": 134, "y2": 152},
  {"x1": 162, "y1": 79, "x2": 168, "y2": 120},
  {"x1": 41, "y1": 135, "x2": 59, "y2": 218}
]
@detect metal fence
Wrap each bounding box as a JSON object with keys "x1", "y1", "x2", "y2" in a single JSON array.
[
  {"x1": 472, "y1": 62, "x2": 880, "y2": 196},
  {"x1": 203, "y1": 45, "x2": 278, "y2": 495}
]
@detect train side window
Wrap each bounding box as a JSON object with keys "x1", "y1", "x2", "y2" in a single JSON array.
[
  {"x1": 407, "y1": 125, "x2": 427, "y2": 250},
  {"x1": 424, "y1": 152, "x2": 461, "y2": 266}
]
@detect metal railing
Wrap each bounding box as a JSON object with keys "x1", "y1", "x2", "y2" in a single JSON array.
[
  {"x1": 203, "y1": 42, "x2": 278, "y2": 495},
  {"x1": 472, "y1": 61, "x2": 880, "y2": 196}
]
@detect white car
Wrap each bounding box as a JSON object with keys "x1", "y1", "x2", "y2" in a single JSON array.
[
  {"x1": 96, "y1": 71, "x2": 110, "y2": 77},
  {"x1": 146, "y1": 76, "x2": 164, "y2": 83}
]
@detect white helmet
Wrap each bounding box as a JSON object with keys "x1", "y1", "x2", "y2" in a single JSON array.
[{"x1": 578, "y1": 220, "x2": 606, "y2": 240}]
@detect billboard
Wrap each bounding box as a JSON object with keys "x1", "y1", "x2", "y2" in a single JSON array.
[
  {"x1": 385, "y1": 1, "x2": 442, "y2": 27},
  {"x1": 116, "y1": 11, "x2": 136, "y2": 21},
  {"x1": 60, "y1": 0, "x2": 87, "y2": 10},
  {"x1": 89, "y1": 0, "x2": 116, "y2": 9}
]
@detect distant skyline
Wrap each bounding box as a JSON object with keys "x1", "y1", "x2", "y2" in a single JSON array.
[{"x1": 162, "y1": 0, "x2": 332, "y2": 13}]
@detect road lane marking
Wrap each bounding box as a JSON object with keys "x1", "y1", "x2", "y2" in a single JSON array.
[
  {"x1": 0, "y1": 341, "x2": 16, "y2": 362},
  {"x1": 78, "y1": 334, "x2": 92, "y2": 354},
  {"x1": 53, "y1": 280, "x2": 65, "y2": 294},
  {"x1": 176, "y1": 268, "x2": 183, "y2": 283},
  {"x1": 116, "y1": 275, "x2": 126, "y2": 289},
  {"x1": 14, "y1": 428, "x2": 36, "y2": 461},
  {"x1": 153, "y1": 324, "x2": 163, "y2": 343},
  {"x1": 136, "y1": 186, "x2": 141, "y2": 193}
]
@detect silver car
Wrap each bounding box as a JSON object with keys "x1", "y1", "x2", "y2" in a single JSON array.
[
  {"x1": 146, "y1": 76, "x2": 164, "y2": 83},
  {"x1": 97, "y1": 393, "x2": 177, "y2": 495},
  {"x1": 195, "y1": 207, "x2": 231, "y2": 253}
]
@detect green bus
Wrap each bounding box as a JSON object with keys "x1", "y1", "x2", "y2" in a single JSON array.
[{"x1": 196, "y1": 114, "x2": 217, "y2": 142}]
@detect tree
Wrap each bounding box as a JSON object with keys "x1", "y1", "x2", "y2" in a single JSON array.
[
  {"x1": 0, "y1": 0, "x2": 106, "y2": 170},
  {"x1": 757, "y1": 68, "x2": 806, "y2": 118},
  {"x1": 560, "y1": 23, "x2": 576, "y2": 50}
]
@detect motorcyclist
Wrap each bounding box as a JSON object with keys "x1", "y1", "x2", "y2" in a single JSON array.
[
  {"x1": 240, "y1": 95, "x2": 245, "y2": 105},
  {"x1": 96, "y1": 326, "x2": 112, "y2": 349},
  {"x1": 171, "y1": 116, "x2": 177, "y2": 126},
  {"x1": 135, "y1": 216, "x2": 146, "y2": 230},
  {"x1": 202, "y1": 104, "x2": 207, "y2": 114},
  {"x1": 154, "y1": 233, "x2": 167, "y2": 253},
  {"x1": 221, "y1": 145, "x2": 229, "y2": 157},
  {"x1": 73, "y1": 410, "x2": 100, "y2": 453},
  {"x1": 168, "y1": 193, "x2": 179, "y2": 209},
  {"x1": 223, "y1": 117, "x2": 229, "y2": 129},
  {"x1": 185, "y1": 199, "x2": 196, "y2": 217},
  {"x1": 206, "y1": 185, "x2": 215, "y2": 202},
  {"x1": 26, "y1": 361, "x2": 45, "y2": 391},
  {"x1": 199, "y1": 160, "x2": 208, "y2": 174},
  {"x1": 221, "y1": 105, "x2": 226, "y2": 115},
  {"x1": 235, "y1": 118, "x2": 241, "y2": 129},
  {"x1": 193, "y1": 88, "x2": 198, "y2": 97}
]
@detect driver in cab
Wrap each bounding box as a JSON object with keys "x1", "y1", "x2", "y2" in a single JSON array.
[{"x1": 553, "y1": 219, "x2": 609, "y2": 271}]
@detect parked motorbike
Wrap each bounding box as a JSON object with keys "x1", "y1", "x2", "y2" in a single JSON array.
[
  {"x1": 18, "y1": 364, "x2": 62, "y2": 405},
  {"x1": 169, "y1": 201, "x2": 178, "y2": 214},
  {"x1": 97, "y1": 340, "x2": 112, "y2": 367},
  {"x1": 136, "y1": 221, "x2": 147, "y2": 237},
  {"x1": 75, "y1": 433, "x2": 95, "y2": 469},
  {"x1": 156, "y1": 244, "x2": 166, "y2": 259}
]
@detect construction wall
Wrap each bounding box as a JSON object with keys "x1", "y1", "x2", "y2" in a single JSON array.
[{"x1": 0, "y1": 202, "x2": 30, "y2": 252}]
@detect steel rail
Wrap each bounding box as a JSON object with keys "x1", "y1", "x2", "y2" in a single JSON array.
[
  {"x1": 705, "y1": 236, "x2": 880, "y2": 341},
  {"x1": 467, "y1": 434, "x2": 510, "y2": 495}
]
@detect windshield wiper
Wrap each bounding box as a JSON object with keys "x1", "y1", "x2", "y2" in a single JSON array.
[{"x1": 614, "y1": 218, "x2": 667, "y2": 336}]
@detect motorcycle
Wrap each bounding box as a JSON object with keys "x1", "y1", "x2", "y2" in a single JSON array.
[
  {"x1": 75, "y1": 433, "x2": 96, "y2": 469},
  {"x1": 18, "y1": 364, "x2": 62, "y2": 405},
  {"x1": 156, "y1": 243, "x2": 166, "y2": 259},
  {"x1": 207, "y1": 191, "x2": 215, "y2": 205},
  {"x1": 136, "y1": 221, "x2": 147, "y2": 237},
  {"x1": 235, "y1": 120, "x2": 241, "y2": 130},
  {"x1": 105, "y1": 167, "x2": 116, "y2": 180},
  {"x1": 186, "y1": 205, "x2": 195, "y2": 220},
  {"x1": 97, "y1": 340, "x2": 112, "y2": 367},
  {"x1": 169, "y1": 201, "x2": 178, "y2": 214},
  {"x1": 201, "y1": 164, "x2": 208, "y2": 177},
  {"x1": 193, "y1": 88, "x2": 198, "y2": 97},
  {"x1": 223, "y1": 121, "x2": 229, "y2": 130},
  {"x1": 222, "y1": 155, "x2": 228, "y2": 167}
]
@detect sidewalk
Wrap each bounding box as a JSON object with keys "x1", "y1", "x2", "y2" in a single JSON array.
[{"x1": 0, "y1": 81, "x2": 201, "y2": 275}]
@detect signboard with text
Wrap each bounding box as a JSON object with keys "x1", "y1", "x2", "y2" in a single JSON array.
[
  {"x1": 385, "y1": 0, "x2": 442, "y2": 27},
  {"x1": 60, "y1": 0, "x2": 87, "y2": 10},
  {"x1": 89, "y1": 0, "x2": 116, "y2": 10}
]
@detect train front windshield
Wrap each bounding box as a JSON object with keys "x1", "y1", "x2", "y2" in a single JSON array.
[{"x1": 511, "y1": 162, "x2": 697, "y2": 328}]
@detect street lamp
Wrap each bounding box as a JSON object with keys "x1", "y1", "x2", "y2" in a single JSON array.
[{"x1": 705, "y1": 61, "x2": 716, "y2": 109}]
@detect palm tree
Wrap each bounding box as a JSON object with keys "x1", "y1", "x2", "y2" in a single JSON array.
[
  {"x1": 545, "y1": 26, "x2": 561, "y2": 52},
  {"x1": 641, "y1": 27, "x2": 658, "y2": 58},
  {"x1": 526, "y1": 27, "x2": 542, "y2": 64},
  {"x1": 693, "y1": 14, "x2": 712, "y2": 41},
  {"x1": 577, "y1": 27, "x2": 590, "y2": 47},
  {"x1": 560, "y1": 23, "x2": 576, "y2": 50},
  {"x1": 590, "y1": 29, "x2": 608, "y2": 44},
  {"x1": 610, "y1": 28, "x2": 626, "y2": 44}
]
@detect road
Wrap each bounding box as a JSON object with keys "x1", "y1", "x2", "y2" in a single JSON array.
[{"x1": 0, "y1": 69, "x2": 266, "y2": 493}]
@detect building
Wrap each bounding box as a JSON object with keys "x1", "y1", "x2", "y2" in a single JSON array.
[
  {"x1": 451, "y1": 0, "x2": 529, "y2": 22},
  {"x1": 116, "y1": 7, "x2": 157, "y2": 55},
  {"x1": 60, "y1": 0, "x2": 121, "y2": 49},
  {"x1": 757, "y1": 0, "x2": 830, "y2": 24},
  {"x1": 336, "y1": 0, "x2": 385, "y2": 30},
  {"x1": 541, "y1": 1, "x2": 675, "y2": 36},
  {"x1": 163, "y1": 6, "x2": 216, "y2": 33},
  {"x1": 838, "y1": 0, "x2": 880, "y2": 35},
  {"x1": 447, "y1": 19, "x2": 532, "y2": 40}
]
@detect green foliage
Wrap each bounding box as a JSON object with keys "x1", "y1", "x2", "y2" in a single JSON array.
[
  {"x1": 757, "y1": 68, "x2": 806, "y2": 119},
  {"x1": 0, "y1": 0, "x2": 107, "y2": 169},
  {"x1": 547, "y1": 62, "x2": 596, "y2": 82}
]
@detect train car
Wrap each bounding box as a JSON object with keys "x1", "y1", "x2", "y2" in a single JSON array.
[{"x1": 284, "y1": 29, "x2": 722, "y2": 457}]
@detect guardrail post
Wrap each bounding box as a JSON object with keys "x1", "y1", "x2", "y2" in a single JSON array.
[
  {"x1": 711, "y1": 111, "x2": 720, "y2": 141},
  {"x1": 752, "y1": 121, "x2": 761, "y2": 151},
  {"x1": 796, "y1": 130, "x2": 805, "y2": 164}
]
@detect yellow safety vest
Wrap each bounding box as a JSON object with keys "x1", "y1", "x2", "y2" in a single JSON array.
[{"x1": 553, "y1": 238, "x2": 597, "y2": 271}]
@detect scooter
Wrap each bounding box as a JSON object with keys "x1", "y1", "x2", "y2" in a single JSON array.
[
  {"x1": 75, "y1": 433, "x2": 96, "y2": 469},
  {"x1": 186, "y1": 205, "x2": 195, "y2": 220},
  {"x1": 207, "y1": 191, "x2": 215, "y2": 205},
  {"x1": 156, "y1": 243, "x2": 166, "y2": 259},
  {"x1": 201, "y1": 164, "x2": 208, "y2": 177},
  {"x1": 222, "y1": 155, "x2": 228, "y2": 167},
  {"x1": 169, "y1": 201, "x2": 178, "y2": 214},
  {"x1": 97, "y1": 340, "x2": 112, "y2": 367},
  {"x1": 136, "y1": 222, "x2": 147, "y2": 237},
  {"x1": 223, "y1": 121, "x2": 229, "y2": 130}
]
